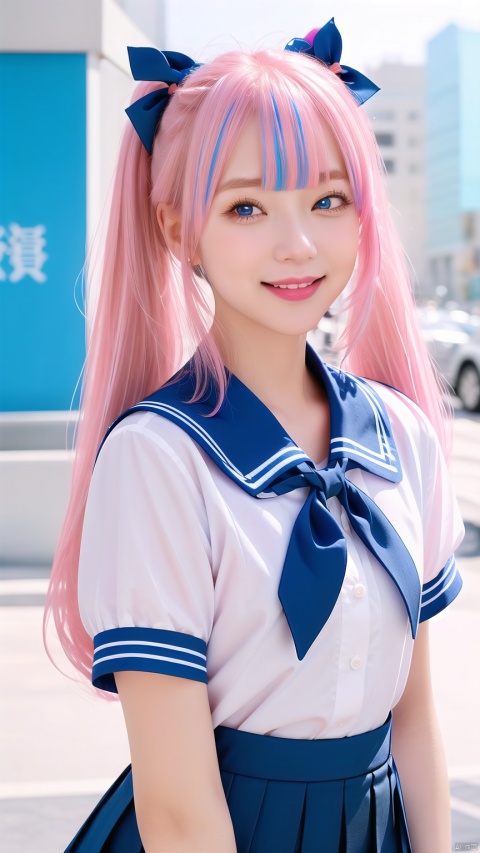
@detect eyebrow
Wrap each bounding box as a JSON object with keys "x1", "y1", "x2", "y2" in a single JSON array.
[{"x1": 215, "y1": 170, "x2": 348, "y2": 194}]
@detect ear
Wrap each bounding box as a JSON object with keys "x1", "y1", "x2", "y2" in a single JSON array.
[
  {"x1": 156, "y1": 204, "x2": 202, "y2": 265},
  {"x1": 156, "y1": 204, "x2": 182, "y2": 261}
]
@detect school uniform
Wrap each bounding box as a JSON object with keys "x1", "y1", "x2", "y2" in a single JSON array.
[{"x1": 67, "y1": 344, "x2": 464, "y2": 853}]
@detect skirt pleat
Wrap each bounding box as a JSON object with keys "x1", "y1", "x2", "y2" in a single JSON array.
[
  {"x1": 64, "y1": 714, "x2": 412, "y2": 853},
  {"x1": 219, "y1": 768, "x2": 235, "y2": 800},
  {"x1": 297, "y1": 780, "x2": 344, "y2": 852},
  {"x1": 371, "y1": 761, "x2": 393, "y2": 852},
  {"x1": 64, "y1": 765, "x2": 143, "y2": 853},
  {"x1": 225, "y1": 773, "x2": 268, "y2": 852},
  {"x1": 390, "y1": 762, "x2": 413, "y2": 853},
  {"x1": 248, "y1": 780, "x2": 307, "y2": 853},
  {"x1": 344, "y1": 772, "x2": 373, "y2": 853}
]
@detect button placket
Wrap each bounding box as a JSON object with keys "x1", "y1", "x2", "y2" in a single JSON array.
[{"x1": 328, "y1": 512, "x2": 370, "y2": 733}]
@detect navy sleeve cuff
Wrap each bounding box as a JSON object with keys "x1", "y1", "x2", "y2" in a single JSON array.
[
  {"x1": 419, "y1": 556, "x2": 463, "y2": 622},
  {"x1": 92, "y1": 627, "x2": 208, "y2": 693}
]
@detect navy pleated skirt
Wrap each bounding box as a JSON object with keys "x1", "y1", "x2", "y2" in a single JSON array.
[{"x1": 65, "y1": 714, "x2": 412, "y2": 853}]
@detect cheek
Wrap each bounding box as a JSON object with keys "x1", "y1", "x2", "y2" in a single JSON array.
[
  {"x1": 201, "y1": 220, "x2": 234, "y2": 256},
  {"x1": 200, "y1": 223, "x2": 261, "y2": 277},
  {"x1": 328, "y1": 218, "x2": 359, "y2": 272}
]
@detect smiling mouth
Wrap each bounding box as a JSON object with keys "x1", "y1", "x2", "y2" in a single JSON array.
[{"x1": 261, "y1": 277, "x2": 324, "y2": 290}]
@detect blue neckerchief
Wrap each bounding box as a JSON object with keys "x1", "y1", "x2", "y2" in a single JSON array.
[{"x1": 100, "y1": 345, "x2": 421, "y2": 658}]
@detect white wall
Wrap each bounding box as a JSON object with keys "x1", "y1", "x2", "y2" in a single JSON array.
[{"x1": 0, "y1": 0, "x2": 153, "y2": 72}]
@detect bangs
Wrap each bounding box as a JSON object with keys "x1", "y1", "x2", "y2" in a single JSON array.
[
  {"x1": 196, "y1": 83, "x2": 335, "y2": 215},
  {"x1": 260, "y1": 90, "x2": 330, "y2": 193},
  {"x1": 183, "y1": 52, "x2": 365, "y2": 234}
]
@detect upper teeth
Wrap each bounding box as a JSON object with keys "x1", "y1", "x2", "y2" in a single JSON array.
[{"x1": 272, "y1": 282, "x2": 311, "y2": 289}]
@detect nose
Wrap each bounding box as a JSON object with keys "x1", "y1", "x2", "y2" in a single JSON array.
[{"x1": 272, "y1": 213, "x2": 317, "y2": 263}]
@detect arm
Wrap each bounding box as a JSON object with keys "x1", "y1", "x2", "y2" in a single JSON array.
[
  {"x1": 115, "y1": 670, "x2": 237, "y2": 853},
  {"x1": 391, "y1": 621, "x2": 451, "y2": 853}
]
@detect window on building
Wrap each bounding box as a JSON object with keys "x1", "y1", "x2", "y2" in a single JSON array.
[
  {"x1": 375, "y1": 132, "x2": 395, "y2": 147},
  {"x1": 409, "y1": 163, "x2": 421, "y2": 174},
  {"x1": 373, "y1": 110, "x2": 395, "y2": 120},
  {"x1": 408, "y1": 111, "x2": 419, "y2": 120},
  {"x1": 383, "y1": 159, "x2": 395, "y2": 174},
  {"x1": 408, "y1": 137, "x2": 419, "y2": 147}
]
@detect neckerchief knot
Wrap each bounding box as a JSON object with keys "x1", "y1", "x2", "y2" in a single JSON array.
[
  {"x1": 309, "y1": 459, "x2": 346, "y2": 500},
  {"x1": 265, "y1": 455, "x2": 420, "y2": 659}
]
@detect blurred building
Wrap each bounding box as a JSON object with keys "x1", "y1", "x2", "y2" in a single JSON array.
[
  {"x1": 115, "y1": 0, "x2": 164, "y2": 45},
  {"x1": 0, "y1": 0, "x2": 158, "y2": 564},
  {"x1": 364, "y1": 63, "x2": 427, "y2": 296},
  {"x1": 0, "y1": 0, "x2": 158, "y2": 413},
  {"x1": 426, "y1": 24, "x2": 480, "y2": 303}
]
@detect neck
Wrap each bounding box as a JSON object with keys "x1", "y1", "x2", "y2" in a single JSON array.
[{"x1": 212, "y1": 317, "x2": 317, "y2": 416}]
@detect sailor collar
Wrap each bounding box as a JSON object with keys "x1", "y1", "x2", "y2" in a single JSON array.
[
  {"x1": 102, "y1": 343, "x2": 401, "y2": 494},
  {"x1": 101, "y1": 344, "x2": 420, "y2": 656}
]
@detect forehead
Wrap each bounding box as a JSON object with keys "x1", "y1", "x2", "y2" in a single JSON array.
[{"x1": 218, "y1": 117, "x2": 346, "y2": 186}]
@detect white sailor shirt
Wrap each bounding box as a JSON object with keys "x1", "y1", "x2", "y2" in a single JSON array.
[{"x1": 78, "y1": 347, "x2": 464, "y2": 739}]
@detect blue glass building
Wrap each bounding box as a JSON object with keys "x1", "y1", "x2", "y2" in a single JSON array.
[{"x1": 427, "y1": 24, "x2": 480, "y2": 300}]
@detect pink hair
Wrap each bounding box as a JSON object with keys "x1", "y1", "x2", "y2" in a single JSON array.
[{"x1": 44, "y1": 48, "x2": 451, "y2": 686}]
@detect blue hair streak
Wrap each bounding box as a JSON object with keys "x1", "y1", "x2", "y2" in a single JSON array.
[
  {"x1": 270, "y1": 93, "x2": 287, "y2": 191},
  {"x1": 290, "y1": 100, "x2": 309, "y2": 188},
  {"x1": 204, "y1": 102, "x2": 236, "y2": 210},
  {"x1": 262, "y1": 94, "x2": 311, "y2": 191}
]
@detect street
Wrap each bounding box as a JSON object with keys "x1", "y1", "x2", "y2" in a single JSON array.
[{"x1": 1, "y1": 411, "x2": 479, "y2": 853}]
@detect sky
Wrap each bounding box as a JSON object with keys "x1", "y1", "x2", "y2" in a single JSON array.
[{"x1": 164, "y1": 0, "x2": 480, "y2": 70}]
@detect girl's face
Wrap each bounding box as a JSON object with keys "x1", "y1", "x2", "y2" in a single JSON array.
[{"x1": 197, "y1": 118, "x2": 360, "y2": 340}]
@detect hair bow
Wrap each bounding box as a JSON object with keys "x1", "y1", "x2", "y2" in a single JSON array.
[
  {"x1": 285, "y1": 17, "x2": 379, "y2": 106},
  {"x1": 125, "y1": 46, "x2": 201, "y2": 154}
]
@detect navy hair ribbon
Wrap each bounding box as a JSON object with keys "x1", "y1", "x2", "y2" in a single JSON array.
[
  {"x1": 125, "y1": 19, "x2": 378, "y2": 154},
  {"x1": 125, "y1": 46, "x2": 200, "y2": 154},
  {"x1": 285, "y1": 17, "x2": 379, "y2": 105}
]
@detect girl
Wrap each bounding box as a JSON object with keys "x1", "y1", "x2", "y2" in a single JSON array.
[{"x1": 45, "y1": 19, "x2": 464, "y2": 853}]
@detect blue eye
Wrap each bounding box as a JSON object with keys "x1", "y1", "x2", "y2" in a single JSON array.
[
  {"x1": 313, "y1": 194, "x2": 349, "y2": 211},
  {"x1": 235, "y1": 204, "x2": 255, "y2": 217},
  {"x1": 227, "y1": 199, "x2": 263, "y2": 220}
]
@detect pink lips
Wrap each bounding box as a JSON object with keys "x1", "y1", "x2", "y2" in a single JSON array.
[{"x1": 261, "y1": 276, "x2": 324, "y2": 301}]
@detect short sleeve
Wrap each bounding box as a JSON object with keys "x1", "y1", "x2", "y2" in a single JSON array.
[
  {"x1": 78, "y1": 414, "x2": 214, "y2": 693},
  {"x1": 419, "y1": 413, "x2": 464, "y2": 623}
]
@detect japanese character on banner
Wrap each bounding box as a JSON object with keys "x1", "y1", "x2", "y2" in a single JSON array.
[
  {"x1": 0, "y1": 226, "x2": 8, "y2": 281},
  {"x1": 0, "y1": 223, "x2": 48, "y2": 282}
]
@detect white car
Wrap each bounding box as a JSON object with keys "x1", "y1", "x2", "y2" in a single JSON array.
[{"x1": 418, "y1": 308, "x2": 480, "y2": 412}]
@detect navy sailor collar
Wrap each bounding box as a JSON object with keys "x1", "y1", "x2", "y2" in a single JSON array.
[
  {"x1": 101, "y1": 344, "x2": 402, "y2": 493},
  {"x1": 101, "y1": 345, "x2": 422, "y2": 653}
]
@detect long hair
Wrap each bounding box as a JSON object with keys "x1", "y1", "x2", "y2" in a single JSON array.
[{"x1": 44, "y1": 47, "x2": 450, "y2": 685}]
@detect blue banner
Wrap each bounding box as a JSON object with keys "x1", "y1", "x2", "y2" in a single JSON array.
[{"x1": 0, "y1": 53, "x2": 86, "y2": 411}]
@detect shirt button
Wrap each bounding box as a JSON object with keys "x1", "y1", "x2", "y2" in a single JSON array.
[
  {"x1": 336, "y1": 720, "x2": 345, "y2": 729},
  {"x1": 354, "y1": 583, "x2": 366, "y2": 599},
  {"x1": 340, "y1": 510, "x2": 351, "y2": 534},
  {"x1": 350, "y1": 655, "x2": 362, "y2": 670}
]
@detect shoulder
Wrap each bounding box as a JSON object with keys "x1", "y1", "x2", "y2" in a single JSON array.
[
  {"x1": 362, "y1": 377, "x2": 438, "y2": 448},
  {"x1": 95, "y1": 410, "x2": 215, "y2": 499},
  {"x1": 357, "y1": 377, "x2": 444, "y2": 486},
  {"x1": 100, "y1": 409, "x2": 203, "y2": 461}
]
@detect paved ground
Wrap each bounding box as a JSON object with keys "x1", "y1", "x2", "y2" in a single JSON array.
[{"x1": 1, "y1": 411, "x2": 479, "y2": 852}]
